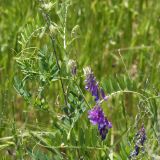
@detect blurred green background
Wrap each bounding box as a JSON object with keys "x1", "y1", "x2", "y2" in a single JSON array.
[{"x1": 0, "y1": 0, "x2": 160, "y2": 159}]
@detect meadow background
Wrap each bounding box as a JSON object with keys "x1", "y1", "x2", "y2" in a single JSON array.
[{"x1": 0, "y1": 0, "x2": 160, "y2": 159}]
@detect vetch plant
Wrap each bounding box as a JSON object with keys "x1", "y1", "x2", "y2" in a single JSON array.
[
  {"x1": 84, "y1": 67, "x2": 112, "y2": 140},
  {"x1": 84, "y1": 67, "x2": 108, "y2": 102},
  {"x1": 0, "y1": 0, "x2": 160, "y2": 160},
  {"x1": 88, "y1": 105, "x2": 112, "y2": 140},
  {"x1": 130, "y1": 124, "x2": 147, "y2": 158}
]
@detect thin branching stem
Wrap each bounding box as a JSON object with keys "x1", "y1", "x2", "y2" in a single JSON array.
[
  {"x1": 38, "y1": 0, "x2": 67, "y2": 105},
  {"x1": 37, "y1": 142, "x2": 110, "y2": 151},
  {"x1": 118, "y1": 49, "x2": 131, "y2": 80}
]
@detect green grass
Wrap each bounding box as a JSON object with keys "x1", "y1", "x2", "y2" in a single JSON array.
[{"x1": 0, "y1": 0, "x2": 160, "y2": 159}]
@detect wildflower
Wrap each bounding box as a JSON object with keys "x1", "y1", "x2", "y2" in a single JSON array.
[
  {"x1": 88, "y1": 106, "x2": 104, "y2": 125},
  {"x1": 68, "y1": 59, "x2": 77, "y2": 76},
  {"x1": 130, "y1": 124, "x2": 147, "y2": 158},
  {"x1": 88, "y1": 105, "x2": 112, "y2": 140},
  {"x1": 83, "y1": 67, "x2": 107, "y2": 102},
  {"x1": 100, "y1": 88, "x2": 108, "y2": 101},
  {"x1": 98, "y1": 117, "x2": 112, "y2": 140},
  {"x1": 84, "y1": 67, "x2": 111, "y2": 140}
]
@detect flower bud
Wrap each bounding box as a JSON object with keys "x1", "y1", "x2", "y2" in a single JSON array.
[
  {"x1": 68, "y1": 59, "x2": 77, "y2": 76},
  {"x1": 42, "y1": 2, "x2": 53, "y2": 12},
  {"x1": 49, "y1": 24, "x2": 56, "y2": 35}
]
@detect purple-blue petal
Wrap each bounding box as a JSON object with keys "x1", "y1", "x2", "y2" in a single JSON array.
[{"x1": 88, "y1": 105, "x2": 112, "y2": 140}]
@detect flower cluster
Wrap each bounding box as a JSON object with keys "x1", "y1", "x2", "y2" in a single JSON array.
[
  {"x1": 83, "y1": 67, "x2": 107, "y2": 102},
  {"x1": 88, "y1": 105, "x2": 112, "y2": 140},
  {"x1": 130, "y1": 124, "x2": 147, "y2": 158},
  {"x1": 84, "y1": 67, "x2": 111, "y2": 140}
]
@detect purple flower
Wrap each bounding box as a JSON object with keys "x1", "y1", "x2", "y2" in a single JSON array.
[
  {"x1": 88, "y1": 105, "x2": 112, "y2": 140},
  {"x1": 84, "y1": 67, "x2": 107, "y2": 102},
  {"x1": 100, "y1": 88, "x2": 108, "y2": 101},
  {"x1": 135, "y1": 145, "x2": 140, "y2": 156},
  {"x1": 130, "y1": 145, "x2": 139, "y2": 157},
  {"x1": 88, "y1": 106, "x2": 105, "y2": 125},
  {"x1": 139, "y1": 125, "x2": 146, "y2": 145},
  {"x1": 98, "y1": 117, "x2": 112, "y2": 140},
  {"x1": 84, "y1": 67, "x2": 111, "y2": 140},
  {"x1": 130, "y1": 124, "x2": 146, "y2": 158}
]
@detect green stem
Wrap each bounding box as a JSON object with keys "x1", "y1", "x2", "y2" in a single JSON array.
[{"x1": 38, "y1": 0, "x2": 67, "y2": 106}]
